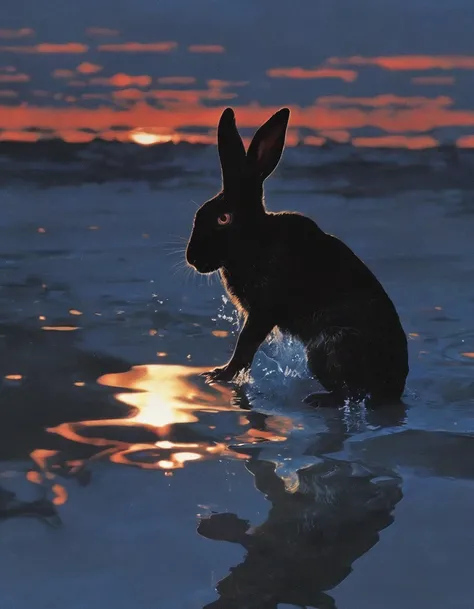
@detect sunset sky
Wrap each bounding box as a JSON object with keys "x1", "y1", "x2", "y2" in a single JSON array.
[{"x1": 1, "y1": 0, "x2": 474, "y2": 147}]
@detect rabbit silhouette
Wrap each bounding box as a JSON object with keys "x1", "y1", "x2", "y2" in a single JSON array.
[{"x1": 186, "y1": 108, "x2": 408, "y2": 407}]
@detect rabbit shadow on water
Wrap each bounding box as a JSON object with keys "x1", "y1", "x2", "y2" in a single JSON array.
[
  {"x1": 197, "y1": 389, "x2": 405, "y2": 609},
  {"x1": 186, "y1": 107, "x2": 409, "y2": 408},
  {"x1": 198, "y1": 452, "x2": 403, "y2": 609}
]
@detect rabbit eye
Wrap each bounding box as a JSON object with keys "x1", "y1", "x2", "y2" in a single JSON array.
[{"x1": 217, "y1": 213, "x2": 233, "y2": 226}]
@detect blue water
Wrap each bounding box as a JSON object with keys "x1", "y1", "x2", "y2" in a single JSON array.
[{"x1": 0, "y1": 145, "x2": 473, "y2": 608}]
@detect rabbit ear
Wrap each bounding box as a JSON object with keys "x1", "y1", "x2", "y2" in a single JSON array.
[
  {"x1": 217, "y1": 108, "x2": 246, "y2": 188},
  {"x1": 246, "y1": 108, "x2": 290, "y2": 181}
]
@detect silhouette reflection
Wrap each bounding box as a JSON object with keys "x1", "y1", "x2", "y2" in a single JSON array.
[{"x1": 198, "y1": 456, "x2": 402, "y2": 609}]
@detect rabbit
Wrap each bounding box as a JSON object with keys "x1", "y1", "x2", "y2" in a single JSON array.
[{"x1": 185, "y1": 107, "x2": 409, "y2": 407}]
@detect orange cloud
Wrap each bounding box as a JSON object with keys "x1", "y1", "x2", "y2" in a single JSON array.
[
  {"x1": 0, "y1": 28, "x2": 34, "y2": 39},
  {"x1": 317, "y1": 94, "x2": 453, "y2": 108},
  {"x1": 352, "y1": 135, "x2": 438, "y2": 149},
  {"x1": 328, "y1": 55, "x2": 474, "y2": 71},
  {"x1": 0, "y1": 73, "x2": 29, "y2": 82},
  {"x1": 188, "y1": 44, "x2": 225, "y2": 53},
  {"x1": 113, "y1": 88, "x2": 144, "y2": 100},
  {"x1": 157, "y1": 76, "x2": 196, "y2": 85},
  {"x1": 303, "y1": 135, "x2": 326, "y2": 146},
  {"x1": 0, "y1": 43, "x2": 88, "y2": 53},
  {"x1": 149, "y1": 89, "x2": 236, "y2": 104},
  {"x1": 98, "y1": 42, "x2": 177, "y2": 52},
  {"x1": 456, "y1": 135, "x2": 474, "y2": 148},
  {"x1": 112, "y1": 87, "x2": 237, "y2": 104},
  {"x1": 52, "y1": 69, "x2": 75, "y2": 79},
  {"x1": 207, "y1": 79, "x2": 248, "y2": 88},
  {"x1": 411, "y1": 76, "x2": 455, "y2": 85},
  {"x1": 0, "y1": 131, "x2": 39, "y2": 142},
  {"x1": 2, "y1": 99, "x2": 474, "y2": 147},
  {"x1": 56, "y1": 129, "x2": 96, "y2": 143},
  {"x1": 77, "y1": 62, "x2": 102, "y2": 74},
  {"x1": 319, "y1": 129, "x2": 351, "y2": 143},
  {"x1": 86, "y1": 27, "x2": 119, "y2": 37},
  {"x1": 81, "y1": 93, "x2": 109, "y2": 100},
  {"x1": 91, "y1": 74, "x2": 152, "y2": 87},
  {"x1": 112, "y1": 80, "x2": 242, "y2": 104},
  {"x1": 267, "y1": 67, "x2": 358, "y2": 82}
]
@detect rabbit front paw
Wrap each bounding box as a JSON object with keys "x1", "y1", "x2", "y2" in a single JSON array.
[{"x1": 201, "y1": 365, "x2": 236, "y2": 384}]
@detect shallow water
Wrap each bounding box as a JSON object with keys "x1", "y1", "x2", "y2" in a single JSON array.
[{"x1": 1, "y1": 164, "x2": 474, "y2": 609}]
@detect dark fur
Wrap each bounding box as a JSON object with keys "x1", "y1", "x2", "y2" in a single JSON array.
[{"x1": 186, "y1": 107, "x2": 409, "y2": 406}]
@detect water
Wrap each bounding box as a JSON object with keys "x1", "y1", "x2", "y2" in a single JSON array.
[{"x1": 0, "y1": 146, "x2": 473, "y2": 608}]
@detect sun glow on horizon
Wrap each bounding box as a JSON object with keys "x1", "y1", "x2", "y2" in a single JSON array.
[{"x1": 129, "y1": 129, "x2": 177, "y2": 146}]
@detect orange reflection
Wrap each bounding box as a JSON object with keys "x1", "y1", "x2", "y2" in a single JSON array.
[
  {"x1": 30, "y1": 449, "x2": 59, "y2": 471},
  {"x1": 188, "y1": 44, "x2": 225, "y2": 53},
  {"x1": 26, "y1": 471, "x2": 42, "y2": 484},
  {"x1": 0, "y1": 43, "x2": 88, "y2": 53},
  {"x1": 0, "y1": 28, "x2": 34, "y2": 39},
  {"x1": 462, "y1": 353, "x2": 474, "y2": 359},
  {"x1": 48, "y1": 364, "x2": 255, "y2": 472},
  {"x1": 52, "y1": 484, "x2": 68, "y2": 505},
  {"x1": 5, "y1": 374, "x2": 22, "y2": 380},
  {"x1": 267, "y1": 67, "x2": 357, "y2": 82},
  {"x1": 41, "y1": 326, "x2": 80, "y2": 331},
  {"x1": 328, "y1": 55, "x2": 474, "y2": 71},
  {"x1": 97, "y1": 365, "x2": 235, "y2": 428},
  {"x1": 212, "y1": 330, "x2": 229, "y2": 338},
  {"x1": 98, "y1": 42, "x2": 177, "y2": 53}
]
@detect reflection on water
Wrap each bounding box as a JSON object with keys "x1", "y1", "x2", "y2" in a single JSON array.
[
  {"x1": 47, "y1": 364, "x2": 292, "y2": 477},
  {"x1": 198, "y1": 457, "x2": 402, "y2": 609}
]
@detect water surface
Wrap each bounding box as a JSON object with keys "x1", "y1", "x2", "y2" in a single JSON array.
[{"x1": 0, "y1": 152, "x2": 473, "y2": 608}]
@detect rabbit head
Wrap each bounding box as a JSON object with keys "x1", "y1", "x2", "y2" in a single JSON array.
[{"x1": 186, "y1": 106, "x2": 290, "y2": 273}]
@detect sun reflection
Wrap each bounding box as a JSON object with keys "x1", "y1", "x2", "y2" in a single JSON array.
[
  {"x1": 41, "y1": 325, "x2": 80, "y2": 332},
  {"x1": 52, "y1": 484, "x2": 68, "y2": 505},
  {"x1": 98, "y1": 364, "x2": 235, "y2": 428},
  {"x1": 47, "y1": 364, "x2": 261, "y2": 473}
]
